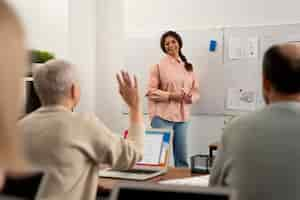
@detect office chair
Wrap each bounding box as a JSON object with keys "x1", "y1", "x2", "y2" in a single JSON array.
[{"x1": 1, "y1": 172, "x2": 43, "y2": 200}]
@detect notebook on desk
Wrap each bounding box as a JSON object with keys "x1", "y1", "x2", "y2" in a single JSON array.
[{"x1": 99, "y1": 128, "x2": 172, "y2": 180}]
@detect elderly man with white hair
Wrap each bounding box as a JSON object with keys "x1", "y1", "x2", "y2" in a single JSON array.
[{"x1": 19, "y1": 59, "x2": 144, "y2": 200}]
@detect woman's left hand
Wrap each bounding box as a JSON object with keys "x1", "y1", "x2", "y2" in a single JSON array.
[
  {"x1": 183, "y1": 93, "x2": 193, "y2": 104},
  {"x1": 183, "y1": 80, "x2": 196, "y2": 104}
]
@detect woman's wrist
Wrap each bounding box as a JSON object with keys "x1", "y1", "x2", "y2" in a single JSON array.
[
  {"x1": 169, "y1": 92, "x2": 183, "y2": 102},
  {"x1": 169, "y1": 92, "x2": 177, "y2": 101},
  {"x1": 168, "y1": 93, "x2": 172, "y2": 101}
]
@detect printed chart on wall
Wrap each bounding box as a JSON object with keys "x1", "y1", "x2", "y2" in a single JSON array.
[{"x1": 224, "y1": 27, "x2": 262, "y2": 115}]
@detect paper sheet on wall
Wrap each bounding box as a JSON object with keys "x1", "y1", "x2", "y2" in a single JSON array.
[
  {"x1": 246, "y1": 37, "x2": 259, "y2": 58},
  {"x1": 256, "y1": 93, "x2": 265, "y2": 109},
  {"x1": 138, "y1": 134, "x2": 163, "y2": 164},
  {"x1": 229, "y1": 37, "x2": 242, "y2": 59},
  {"x1": 226, "y1": 88, "x2": 256, "y2": 111}
]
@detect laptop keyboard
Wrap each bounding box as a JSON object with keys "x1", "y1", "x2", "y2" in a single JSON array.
[{"x1": 111, "y1": 169, "x2": 158, "y2": 174}]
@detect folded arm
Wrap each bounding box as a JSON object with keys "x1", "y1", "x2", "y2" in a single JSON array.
[{"x1": 146, "y1": 64, "x2": 183, "y2": 102}]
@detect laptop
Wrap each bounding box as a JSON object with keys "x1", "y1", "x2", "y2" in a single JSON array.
[
  {"x1": 99, "y1": 128, "x2": 173, "y2": 180},
  {"x1": 109, "y1": 182, "x2": 236, "y2": 200}
]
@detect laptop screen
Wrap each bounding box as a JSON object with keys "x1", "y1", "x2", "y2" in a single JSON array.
[
  {"x1": 136, "y1": 129, "x2": 171, "y2": 166},
  {"x1": 117, "y1": 189, "x2": 229, "y2": 200},
  {"x1": 110, "y1": 183, "x2": 234, "y2": 200}
]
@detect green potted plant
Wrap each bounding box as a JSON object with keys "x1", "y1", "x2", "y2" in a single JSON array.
[
  {"x1": 27, "y1": 49, "x2": 55, "y2": 76},
  {"x1": 31, "y1": 49, "x2": 55, "y2": 64}
]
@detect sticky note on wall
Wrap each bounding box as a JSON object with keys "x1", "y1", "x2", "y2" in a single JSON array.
[{"x1": 209, "y1": 40, "x2": 217, "y2": 52}]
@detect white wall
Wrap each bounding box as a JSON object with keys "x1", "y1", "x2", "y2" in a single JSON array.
[
  {"x1": 10, "y1": 0, "x2": 96, "y2": 112},
  {"x1": 124, "y1": 0, "x2": 300, "y2": 33},
  {"x1": 69, "y1": 0, "x2": 96, "y2": 112},
  {"x1": 95, "y1": 0, "x2": 128, "y2": 132},
  {"x1": 9, "y1": 0, "x2": 69, "y2": 59}
]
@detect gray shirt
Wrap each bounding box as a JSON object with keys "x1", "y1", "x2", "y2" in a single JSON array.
[{"x1": 209, "y1": 102, "x2": 300, "y2": 200}]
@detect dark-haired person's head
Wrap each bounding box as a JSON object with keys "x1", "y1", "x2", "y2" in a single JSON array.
[
  {"x1": 262, "y1": 43, "x2": 300, "y2": 104},
  {"x1": 160, "y1": 31, "x2": 193, "y2": 71}
]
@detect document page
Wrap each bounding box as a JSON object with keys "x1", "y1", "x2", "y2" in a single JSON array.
[
  {"x1": 137, "y1": 134, "x2": 163, "y2": 164},
  {"x1": 159, "y1": 175, "x2": 210, "y2": 187}
]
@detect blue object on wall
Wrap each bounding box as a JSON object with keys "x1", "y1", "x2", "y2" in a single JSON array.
[{"x1": 209, "y1": 40, "x2": 217, "y2": 52}]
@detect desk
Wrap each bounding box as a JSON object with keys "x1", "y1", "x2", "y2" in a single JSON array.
[{"x1": 98, "y1": 167, "x2": 198, "y2": 195}]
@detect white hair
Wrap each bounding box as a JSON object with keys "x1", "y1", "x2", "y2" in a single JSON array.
[{"x1": 33, "y1": 59, "x2": 78, "y2": 105}]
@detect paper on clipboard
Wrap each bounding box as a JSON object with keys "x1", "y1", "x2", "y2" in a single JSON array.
[
  {"x1": 226, "y1": 88, "x2": 256, "y2": 111},
  {"x1": 159, "y1": 175, "x2": 210, "y2": 187},
  {"x1": 229, "y1": 37, "x2": 243, "y2": 59},
  {"x1": 246, "y1": 37, "x2": 259, "y2": 58}
]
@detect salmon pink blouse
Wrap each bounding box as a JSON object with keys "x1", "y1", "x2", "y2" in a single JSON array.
[{"x1": 147, "y1": 55, "x2": 200, "y2": 122}]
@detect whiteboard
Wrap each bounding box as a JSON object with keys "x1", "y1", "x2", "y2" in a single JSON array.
[
  {"x1": 124, "y1": 29, "x2": 225, "y2": 115},
  {"x1": 123, "y1": 23, "x2": 300, "y2": 116}
]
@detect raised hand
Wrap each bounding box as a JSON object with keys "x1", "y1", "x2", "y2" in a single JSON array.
[{"x1": 116, "y1": 71, "x2": 140, "y2": 110}]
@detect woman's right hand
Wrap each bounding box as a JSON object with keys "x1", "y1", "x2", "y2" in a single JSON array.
[
  {"x1": 169, "y1": 90, "x2": 185, "y2": 102},
  {"x1": 183, "y1": 93, "x2": 193, "y2": 104},
  {"x1": 116, "y1": 71, "x2": 140, "y2": 111}
]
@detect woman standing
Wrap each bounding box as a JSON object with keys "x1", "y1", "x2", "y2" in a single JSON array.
[{"x1": 146, "y1": 31, "x2": 200, "y2": 167}]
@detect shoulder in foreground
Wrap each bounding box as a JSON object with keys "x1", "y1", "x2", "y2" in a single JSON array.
[
  {"x1": 230, "y1": 107, "x2": 264, "y2": 122},
  {"x1": 223, "y1": 107, "x2": 268, "y2": 132}
]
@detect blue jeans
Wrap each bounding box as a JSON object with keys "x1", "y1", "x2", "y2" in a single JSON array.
[{"x1": 151, "y1": 116, "x2": 189, "y2": 167}]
